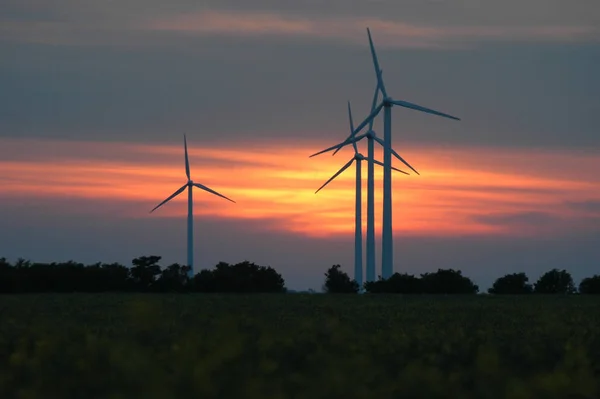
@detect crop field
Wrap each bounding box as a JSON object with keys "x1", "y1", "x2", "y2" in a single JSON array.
[{"x1": 1, "y1": 294, "x2": 599, "y2": 399}]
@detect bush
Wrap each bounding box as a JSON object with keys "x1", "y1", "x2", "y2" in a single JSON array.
[{"x1": 488, "y1": 273, "x2": 533, "y2": 295}]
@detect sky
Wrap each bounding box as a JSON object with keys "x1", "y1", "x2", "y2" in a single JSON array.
[{"x1": 1, "y1": 0, "x2": 599, "y2": 291}]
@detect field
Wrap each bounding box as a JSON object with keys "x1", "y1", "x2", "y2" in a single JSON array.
[{"x1": 1, "y1": 294, "x2": 599, "y2": 399}]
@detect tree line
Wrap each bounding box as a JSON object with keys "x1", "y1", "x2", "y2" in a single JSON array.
[
  {"x1": 0, "y1": 256, "x2": 285, "y2": 293},
  {"x1": 0, "y1": 256, "x2": 598, "y2": 294},
  {"x1": 323, "y1": 265, "x2": 600, "y2": 295}
]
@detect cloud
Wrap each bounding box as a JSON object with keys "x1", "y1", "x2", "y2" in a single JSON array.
[
  {"x1": 149, "y1": 11, "x2": 599, "y2": 48},
  {"x1": 1, "y1": 137, "x2": 598, "y2": 240},
  {"x1": 563, "y1": 199, "x2": 600, "y2": 216},
  {"x1": 473, "y1": 210, "x2": 562, "y2": 226},
  {"x1": 1, "y1": 4, "x2": 598, "y2": 48},
  {"x1": 470, "y1": 204, "x2": 600, "y2": 237},
  {"x1": 1, "y1": 2, "x2": 598, "y2": 151}
]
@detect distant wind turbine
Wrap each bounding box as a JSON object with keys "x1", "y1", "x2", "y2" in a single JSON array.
[
  {"x1": 315, "y1": 103, "x2": 408, "y2": 289},
  {"x1": 150, "y1": 134, "x2": 235, "y2": 278},
  {"x1": 350, "y1": 28, "x2": 461, "y2": 279},
  {"x1": 310, "y1": 81, "x2": 419, "y2": 283}
]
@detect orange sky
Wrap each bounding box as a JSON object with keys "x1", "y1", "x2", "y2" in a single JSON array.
[{"x1": 1, "y1": 137, "x2": 598, "y2": 239}]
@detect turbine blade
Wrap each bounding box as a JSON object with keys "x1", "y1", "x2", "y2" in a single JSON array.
[
  {"x1": 369, "y1": 158, "x2": 409, "y2": 175},
  {"x1": 367, "y1": 28, "x2": 387, "y2": 98},
  {"x1": 184, "y1": 134, "x2": 190, "y2": 180},
  {"x1": 310, "y1": 142, "x2": 347, "y2": 158},
  {"x1": 353, "y1": 132, "x2": 369, "y2": 142},
  {"x1": 150, "y1": 184, "x2": 187, "y2": 213},
  {"x1": 192, "y1": 183, "x2": 236, "y2": 203},
  {"x1": 348, "y1": 102, "x2": 358, "y2": 154},
  {"x1": 391, "y1": 99, "x2": 460, "y2": 121},
  {"x1": 331, "y1": 142, "x2": 346, "y2": 156},
  {"x1": 332, "y1": 132, "x2": 369, "y2": 156},
  {"x1": 368, "y1": 80, "x2": 380, "y2": 131},
  {"x1": 352, "y1": 102, "x2": 384, "y2": 137},
  {"x1": 390, "y1": 165, "x2": 410, "y2": 175},
  {"x1": 373, "y1": 136, "x2": 420, "y2": 175},
  {"x1": 315, "y1": 158, "x2": 355, "y2": 194}
]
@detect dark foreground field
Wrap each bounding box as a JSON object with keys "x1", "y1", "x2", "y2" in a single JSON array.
[{"x1": 1, "y1": 294, "x2": 599, "y2": 399}]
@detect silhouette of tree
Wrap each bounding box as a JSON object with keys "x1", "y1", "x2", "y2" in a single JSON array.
[
  {"x1": 488, "y1": 273, "x2": 533, "y2": 294},
  {"x1": 420, "y1": 269, "x2": 479, "y2": 294},
  {"x1": 363, "y1": 278, "x2": 385, "y2": 293},
  {"x1": 578, "y1": 275, "x2": 600, "y2": 294},
  {"x1": 99, "y1": 263, "x2": 133, "y2": 291},
  {"x1": 323, "y1": 265, "x2": 359, "y2": 293},
  {"x1": 364, "y1": 273, "x2": 422, "y2": 294},
  {"x1": 155, "y1": 263, "x2": 191, "y2": 292},
  {"x1": 192, "y1": 261, "x2": 286, "y2": 293},
  {"x1": 0, "y1": 257, "x2": 15, "y2": 293},
  {"x1": 193, "y1": 269, "x2": 217, "y2": 292},
  {"x1": 130, "y1": 256, "x2": 162, "y2": 291},
  {"x1": 1, "y1": 253, "x2": 591, "y2": 296},
  {"x1": 0, "y1": 256, "x2": 290, "y2": 293},
  {"x1": 533, "y1": 269, "x2": 576, "y2": 294}
]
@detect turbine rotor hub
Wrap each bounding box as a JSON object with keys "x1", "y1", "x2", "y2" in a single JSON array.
[
  {"x1": 188, "y1": 180, "x2": 193, "y2": 185},
  {"x1": 366, "y1": 130, "x2": 376, "y2": 138},
  {"x1": 355, "y1": 153, "x2": 365, "y2": 160},
  {"x1": 383, "y1": 96, "x2": 393, "y2": 105}
]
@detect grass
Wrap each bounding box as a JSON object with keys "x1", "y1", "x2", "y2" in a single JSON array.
[{"x1": 0, "y1": 294, "x2": 599, "y2": 398}]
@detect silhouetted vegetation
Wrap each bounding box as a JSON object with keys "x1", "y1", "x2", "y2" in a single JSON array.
[
  {"x1": 488, "y1": 272, "x2": 533, "y2": 294},
  {"x1": 1, "y1": 256, "x2": 598, "y2": 295},
  {"x1": 363, "y1": 269, "x2": 478, "y2": 294},
  {"x1": 0, "y1": 256, "x2": 285, "y2": 293},
  {"x1": 364, "y1": 273, "x2": 422, "y2": 293},
  {"x1": 323, "y1": 265, "x2": 359, "y2": 293},
  {"x1": 533, "y1": 269, "x2": 576, "y2": 294},
  {"x1": 579, "y1": 275, "x2": 600, "y2": 294},
  {"x1": 193, "y1": 261, "x2": 286, "y2": 293},
  {"x1": 421, "y1": 269, "x2": 479, "y2": 294}
]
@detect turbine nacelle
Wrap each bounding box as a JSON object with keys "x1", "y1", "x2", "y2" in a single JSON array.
[
  {"x1": 149, "y1": 134, "x2": 236, "y2": 214},
  {"x1": 315, "y1": 155, "x2": 409, "y2": 194}
]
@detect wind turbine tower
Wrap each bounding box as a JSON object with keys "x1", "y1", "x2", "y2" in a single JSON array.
[
  {"x1": 310, "y1": 84, "x2": 419, "y2": 283},
  {"x1": 150, "y1": 134, "x2": 235, "y2": 278},
  {"x1": 332, "y1": 81, "x2": 420, "y2": 282},
  {"x1": 350, "y1": 28, "x2": 461, "y2": 279},
  {"x1": 315, "y1": 103, "x2": 408, "y2": 289}
]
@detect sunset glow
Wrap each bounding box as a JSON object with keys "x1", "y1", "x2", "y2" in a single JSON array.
[{"x1": 1, "y1": 137, "x2": 598, "y2": 239}]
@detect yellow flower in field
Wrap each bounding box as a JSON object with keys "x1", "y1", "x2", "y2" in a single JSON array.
[
  {"x1": 259, "y1": 358, "x2": 278, "y2": 373},
  {"x1": 475, "y1": 345, "x2": 500, "y2": 374},
  {"x1": 9, "y1": 351, "x2": 26, "y2": 367}
]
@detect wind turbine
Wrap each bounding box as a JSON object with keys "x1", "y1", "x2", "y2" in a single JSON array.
[
  {"x1": 150, "y1": 134, "x2": 235, "y2": 278},
  {"x1": 315, "y1": 103, "x2": 409, "y2": 290},
  {"x1": 350, "y1": 28, "x2": 461, "y2": 279},
  {"x1": 310, "y1": 81, "x2": 420, "y2": 283}
]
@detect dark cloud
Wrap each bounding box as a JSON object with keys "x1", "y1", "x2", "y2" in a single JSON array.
[
  {"x1": 2, "y1": 0, "x2": 599, "y2": 30},
  {"x1": 564, "y1": 199, "x2": 600, "y2": 214},
  {"x1": 0, "y1": 0, "x2": 598, "y2": 150},
  {"x1": 1, "y1": 39, "x2": 598, "y2": 150},
  {"x1": 468, "y1": 208, "x2": 600, "y2": 242},
  {"x1": 472, "y1": 211, "x2": 563, "y2": 227}
]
